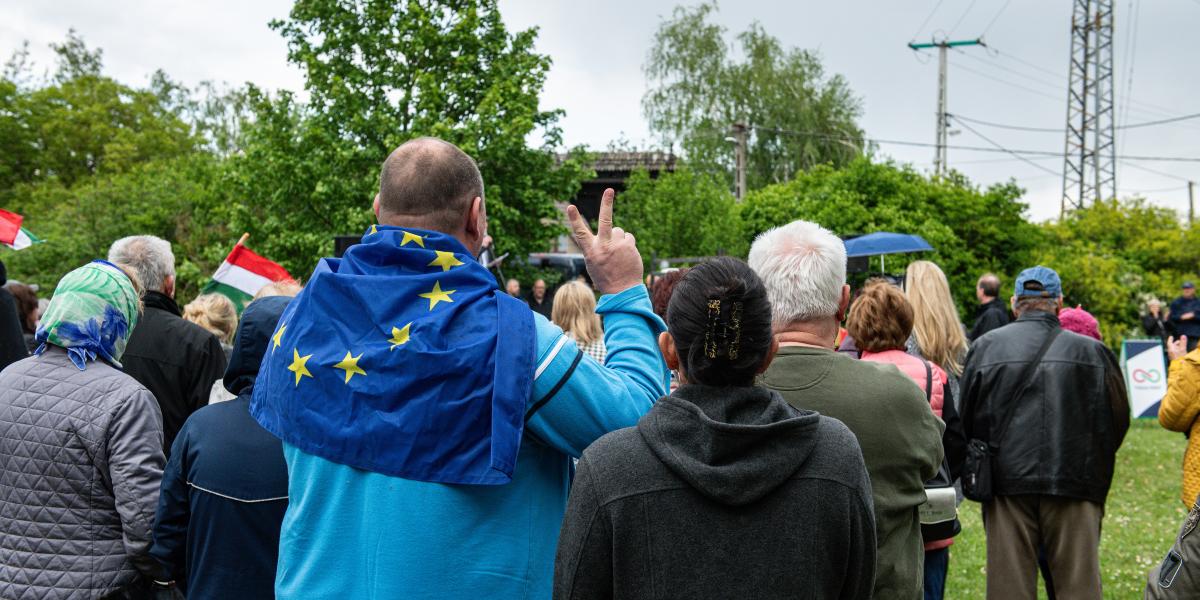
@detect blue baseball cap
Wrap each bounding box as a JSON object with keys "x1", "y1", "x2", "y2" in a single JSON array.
[
  {"x1": 1183, "y1": 281, "x2": 1195, "y2": 289},
  {"x1": 1014, "y1": 265, "x2": 1062, "y2": 298}
]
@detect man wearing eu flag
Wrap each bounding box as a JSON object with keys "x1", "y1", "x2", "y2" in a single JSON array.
[{"x1": 251, "y1": 137, "x2": 669, "y2": 598}]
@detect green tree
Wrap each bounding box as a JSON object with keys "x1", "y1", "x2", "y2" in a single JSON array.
[
  {"x1": 643, "y1": 2, "x2": 863, "y2": 191},
  {"x1": 0, "y1": 33, "x2": 218, "y2": 296},
  {"x1": 1033, "y1": 199, "x2": 1200, "y2": 346},
  {"x1": 740, "y1": 159, "x2": 1040, "y2": 316},
  {"x1": 222, "y1": 0, "x2": 590, "y2": 278},
  {"x1": 617, "y1": 167, "x2": 744, "y2": 264},
  {"x1": 14, "y1": 33, "x2": 194, "y2": 189}
]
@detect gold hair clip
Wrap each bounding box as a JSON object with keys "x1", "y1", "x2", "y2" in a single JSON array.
[
  {"x1": 727, "y1": 301, "x2": 743, "y2": 360},
  {"x1": 705, "y1": 299, "x2": 721, "y2": 359}
]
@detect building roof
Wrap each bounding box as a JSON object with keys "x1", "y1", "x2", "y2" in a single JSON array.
[{"x1": 558, "y1": 151, "x2": 679, "y2": 173}]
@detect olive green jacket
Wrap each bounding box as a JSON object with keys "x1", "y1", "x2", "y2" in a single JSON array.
[{"x1": 761, "y1": 346, "x2": 944, "y2": 600}]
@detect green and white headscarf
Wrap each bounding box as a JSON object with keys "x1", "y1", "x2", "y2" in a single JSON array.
[{"x1": 34, "y1": 260, "x2": 140, "y2": 370}]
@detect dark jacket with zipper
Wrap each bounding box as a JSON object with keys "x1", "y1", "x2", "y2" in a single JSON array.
[
  {"x1": 969, "y1": 298, "x2": 1010, "y2": 341},
  {"x1": 553, "y1": 385, "x2": 876, "y2": 600},
  {"x1": 960, "y1": 311, "x2": 1130, "y2": 504},
  {"x1": 150, "y1": 296, "x2": 291, "y2": 600},
  {"x1": 0, "y1": 262, "x2": 28, "y2": 373},
  {"x1": 122, "y1": 291, "x2": 227, "y2": 453}
]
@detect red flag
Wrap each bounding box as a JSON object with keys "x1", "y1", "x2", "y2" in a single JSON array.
[{"x1": 0, "y1": 209, "x2": 22, "y2": 247}]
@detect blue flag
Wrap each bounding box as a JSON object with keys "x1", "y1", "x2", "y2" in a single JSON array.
[{"x1": 251, "y1": 226, "x2": 536, "y2": 485}]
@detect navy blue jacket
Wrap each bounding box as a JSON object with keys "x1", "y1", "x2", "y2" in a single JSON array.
[
  {"x1": 150, "y1": 296, "x2": 291, "y2": 599},
  {"x1": 1170, "y1": 296, "x2": 1200, "y2": 340}
]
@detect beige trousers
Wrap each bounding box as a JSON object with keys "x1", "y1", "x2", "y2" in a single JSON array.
[{"x1": 983, "y1": 494, "x2": 1104, "y2": 600}]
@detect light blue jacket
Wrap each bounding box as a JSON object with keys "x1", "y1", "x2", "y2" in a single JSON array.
[{"x1": 275, "y1": 285, "x2": 668, "y2": 599}]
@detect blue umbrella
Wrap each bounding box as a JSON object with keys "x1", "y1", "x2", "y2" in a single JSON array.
[
  {"x1": 843, "y1": 232, "x2": 934, "y2": 257},
  {"x1": 843, "y1": 232, "x2": 934, "y2": 272}
]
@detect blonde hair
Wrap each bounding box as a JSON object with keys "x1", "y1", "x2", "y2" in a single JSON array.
[
  {"x1": 551, "y1": 280, "x2": 603, "y2": 346},
  {"x1": 905, "y1": 261, "x2": 968, "y2": 375},
  {"x1": 254, "y1": 279, "x2": 302, "y2": 300},
  {"x1": 183, "y1": 293, "x2": 238, "y2": 344}
]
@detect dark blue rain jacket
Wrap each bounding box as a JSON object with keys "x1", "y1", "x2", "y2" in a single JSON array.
[{"x1": 150, "y1": 296, "x2": 291, "y2": 599}]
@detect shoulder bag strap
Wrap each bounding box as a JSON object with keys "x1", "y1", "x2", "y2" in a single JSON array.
[
  {"x1": 989, "y1": 326, "x2": 1062, "y2": 442},
  {"x1": 922, "y1": 359, "x2": 933, "y2": 404}
]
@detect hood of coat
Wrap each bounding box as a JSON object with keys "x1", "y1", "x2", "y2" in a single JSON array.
[
  {"x1": 224, "y1": 296, "x2": 290, "y2": 397},
  {"x1": 638, "y1": 384, "x2": 822, "y2": 506}
]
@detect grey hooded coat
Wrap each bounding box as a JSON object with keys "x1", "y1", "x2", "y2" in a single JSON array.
[{"x1": 0, "y1": 347, "x2": 166, "y2": 599}]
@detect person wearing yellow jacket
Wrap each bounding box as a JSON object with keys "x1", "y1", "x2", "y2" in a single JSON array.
[{"x1": 1159, "y1": 335, "x2": 1200, "y2": 505}]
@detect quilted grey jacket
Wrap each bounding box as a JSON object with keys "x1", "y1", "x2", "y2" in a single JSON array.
[{"x1": 0, "y1": 347, "x2": 166, "y2": 599}]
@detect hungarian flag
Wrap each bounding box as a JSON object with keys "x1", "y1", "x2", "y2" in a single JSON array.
[
  {"x1": 201, "y1": 239, "x2": 293, "y2": 312},
  {"x1": 0, "y1": 209, "x2": 43, "y2": 250}
]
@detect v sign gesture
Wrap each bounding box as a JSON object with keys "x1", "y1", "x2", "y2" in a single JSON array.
[{"x1": 565, "y1": 188, "x2": 644, "y2": 295}]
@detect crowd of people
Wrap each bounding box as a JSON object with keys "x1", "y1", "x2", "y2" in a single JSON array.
[{"x1": 0, "y1": 135, "x2": 1188, "y2": 599}]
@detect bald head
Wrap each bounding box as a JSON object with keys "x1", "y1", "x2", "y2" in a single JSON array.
[
  {"x1": 977, "y1": 273, "x2": 1001, "y2": 301},
  {"x1": 377, "y1": 137, "x2": 485, "y2": 234}
]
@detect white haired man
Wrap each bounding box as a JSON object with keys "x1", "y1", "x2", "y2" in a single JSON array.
[
  {"x1": 109, "y1": 235, "x2": 227, "y2": 454},
  {"x1": 749, "y1": 220, "x2": 944, "y2": 600}
]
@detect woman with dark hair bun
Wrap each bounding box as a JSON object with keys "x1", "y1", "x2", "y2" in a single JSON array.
[{"x1": 553, "y1": 257, "x2": 877, "y2": 600}]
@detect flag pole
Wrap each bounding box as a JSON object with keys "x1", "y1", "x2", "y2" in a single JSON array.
[{"x1": 237, "y1": 232, "x2": 250, "y2": 247}]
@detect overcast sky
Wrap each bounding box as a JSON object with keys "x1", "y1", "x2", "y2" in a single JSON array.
[{"x1": 3, "y1": 0, "x2": 1198, "y2": 222}]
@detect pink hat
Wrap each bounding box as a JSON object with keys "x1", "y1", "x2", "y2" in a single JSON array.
[{"x1": 1059, "y1": 305, "x2": 1101, "y2": 341}]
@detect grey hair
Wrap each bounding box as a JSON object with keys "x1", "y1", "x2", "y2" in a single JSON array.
[
  {"x1": 748, "y1": 220, "x2": 847, "y2": 329},
  {"x1": 107, "y1": 235, "x2": 175, "y2": 293},
  {"x1": 1014, "y1": 296, "x2": 1059, "y2": 316}
]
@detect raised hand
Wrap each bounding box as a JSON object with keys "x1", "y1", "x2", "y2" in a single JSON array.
[
  {"x1": 1168, "y1": 335, "x2": 1189, "y2": 361},
  {"x1": 565, "y1": 188, "x2": 644, "y2": 295}
]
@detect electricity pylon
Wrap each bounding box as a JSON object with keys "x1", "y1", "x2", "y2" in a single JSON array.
[{"x1": 1062, "y1": 0, "x2": 1116, "y2": 217}]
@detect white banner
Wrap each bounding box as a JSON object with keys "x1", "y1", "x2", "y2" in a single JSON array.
[{"x1": 1123, "y1": 340, "x2": 1167, "y2": 418}]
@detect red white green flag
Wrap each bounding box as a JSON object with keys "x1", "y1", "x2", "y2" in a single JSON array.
[
  {"x1": 0, "y1": 209, "x2": 43, "y2": 250},
  {"x1": 201, "y1": 239, "x2": 293, "y2": 312}
]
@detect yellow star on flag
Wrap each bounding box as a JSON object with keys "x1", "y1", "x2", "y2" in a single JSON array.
[
  {"x1": 400, "y1": 231, "x2": 426, "y2": 248},
  {"x1": 333, "y1": 351, "x2": 367, "y2": 384},
  {"x1": 369, "y1": 224, "x2": 378, "y2": 234},
  {"x1": 287, "y1": 349, "x2": 313, "y2": 386},
  {"x1": 419, "y1": 280, "x2": 456, "y2": 310},
  {"x1": 272, "y1": 323, "x2": 287, "y2": 352},
  {"x1": 388, "y1": 323, "x2": 412, "y2": 350},
  {"x1": 428, "y1": 250, "x2": 464, "y2": 272}
]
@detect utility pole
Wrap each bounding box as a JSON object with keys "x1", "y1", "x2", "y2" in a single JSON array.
[
  {"x1": 908, "y1": 38, "x2": 985, "y2": 176},
  {"x1": 1189, "y1": 180, "x2": 1195, "y2": 226},
  {"x1": 1062, "y1": 0, "x2": 1116, "y2": 218},
  {"x1": 730, "y1": 122, "x2": 748, "y2": 202}
]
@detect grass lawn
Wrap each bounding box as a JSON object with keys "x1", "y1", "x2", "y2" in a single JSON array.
[{"x1": 944, "y1": 419, "x2": 1190, "y2": 599}]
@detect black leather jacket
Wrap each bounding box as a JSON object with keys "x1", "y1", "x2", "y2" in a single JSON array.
[{"x1": 960, "y1": 312, "x2": 1130, "y2": 504}]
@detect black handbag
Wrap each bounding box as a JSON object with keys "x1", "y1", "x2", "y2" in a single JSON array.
[
  {"x1": 962, "y1": 327, "x2": 1060, "y2": 503},
  {"x1": 919, "y1": 359, "x2": 961, "y2": 542}
]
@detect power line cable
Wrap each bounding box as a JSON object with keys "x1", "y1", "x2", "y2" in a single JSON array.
[
  {"x1": 947, "y1": 113, "x2": 1061, "y2": 133},
  {"x1": 911, "y1": 0, "x2": 947, "y2": 41},
  {"x1": 948, "y1": 0, "x2": 982, "y2": 37},
  {"x1": 1118, "y1": 0, "x2": 1141, "y2": 155},
  {"x1": 748, "y1": 124, "x2": 1200, "y2": 162},
  {"x1": 1122, "y1": 184, "x2": 1188, "y2": 194},
  {"x1": 989, "y1": 47, "x2": 1067, "y2": 81},
  {"x1": 955, "y1": 47, "x2": 1070, "y2": 91},
  {"x1": 1121, "y1": 160, "x2": 1193, "y2": 182},
  {"x1": 980, "y1": 0, "x2": 1015, "y2": 37},
  {"x1": 953, "y1": 155, "x2": 1062, "y2": 165},
  {"x1": 949, "y1": 111, "x2": 1200, "y2": 134},
  {"x1": 949, "y1": 116, "x2": 1062, "y2": 176},
  {"x1": 949, "y1": 61, "x2": 1065, "y2": 105},
  {"x1": 955, "y1": 47, "x2": 1200, "y2": 134},
  {"x1": 1120, "y1": 111, "x2": 1200, "y2": 130},
  {"x1": 986, "y1": 45, "x2": 1193, "y2": 122}
]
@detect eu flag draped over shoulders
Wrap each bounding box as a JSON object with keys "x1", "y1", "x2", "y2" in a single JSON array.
[{"x1": 251, "y1": 226, "x2": 536, "y2": 485}]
